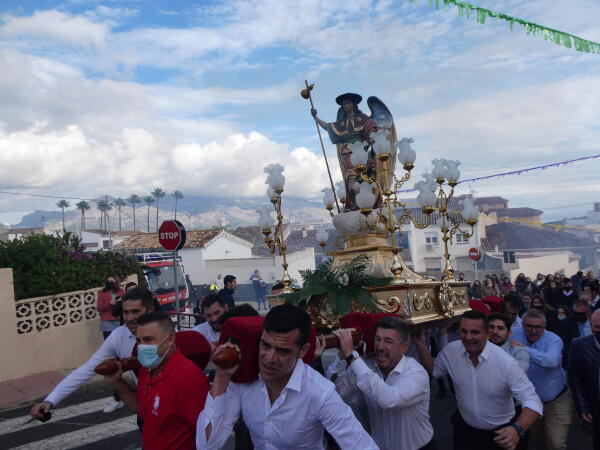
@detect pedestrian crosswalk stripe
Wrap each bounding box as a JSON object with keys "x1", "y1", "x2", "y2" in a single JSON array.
[
  {"x1": 0, "y1": 397, "x2": 113, "y2": 436},
  {"x1": 8, "y1": 415, "x2": 138, "y2": 450}
]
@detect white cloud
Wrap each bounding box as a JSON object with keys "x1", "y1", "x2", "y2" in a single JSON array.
[{"x1": 0, "y1": 10, "x2": 108, "y2": 47}]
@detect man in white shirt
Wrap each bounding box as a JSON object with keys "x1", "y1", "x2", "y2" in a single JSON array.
[
  {"x1": 30, "y1": 287, "x2": 156, "y2": 419},
  {"x1": 334, "y1": 317, "x2": 435, "y2": 450},
  {"x1": 196, "y1": 303, "x2": 378, "y2": 449},
  {"x1": 488, "y1": 312, "x2": 530, "y2": 373},
  {"x1": 191, "y1": 294, "x2": 229, "y2": 345},
  {"x1": 433, "y1": 309, "x2": 542, "y2": 450}
]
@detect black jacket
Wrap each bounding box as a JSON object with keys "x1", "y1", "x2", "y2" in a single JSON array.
[
  {"x1": 218, "y1": 288, "x2": 235, "y2": 309},
  {"x1": 558, "y1": 316, "x2": 586, "y2": 368},
  {"x1": 567, "y1": 335, "x2": 600, "y2": 415}
]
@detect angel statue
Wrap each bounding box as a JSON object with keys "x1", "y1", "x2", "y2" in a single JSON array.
[{"x1": 311, "y1": 93, "x2": 397, "y2": 211}]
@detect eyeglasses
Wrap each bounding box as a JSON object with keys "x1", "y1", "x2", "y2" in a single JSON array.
[{"x1": 523, "y1": 324, "x2": 545, "y2": 331}]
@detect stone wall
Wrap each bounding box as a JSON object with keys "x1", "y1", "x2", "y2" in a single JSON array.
[{"x1": 0, "y1": 269, "x2": 136, "y2": 382}]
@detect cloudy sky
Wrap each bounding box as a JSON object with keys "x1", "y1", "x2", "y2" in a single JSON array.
[{"x1": 0, "y1": 0, "x2": 599, "y2": 225}]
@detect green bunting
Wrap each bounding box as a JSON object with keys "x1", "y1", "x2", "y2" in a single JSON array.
[{"x1": 409, "y1": 0, "x2": 600, "y2": 54}]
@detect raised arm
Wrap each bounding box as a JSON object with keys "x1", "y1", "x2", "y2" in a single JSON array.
[{"x1": 311, "y1": 108, "x2": 329, "y2": 131}]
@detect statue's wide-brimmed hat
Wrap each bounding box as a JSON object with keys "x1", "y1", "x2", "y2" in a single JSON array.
[{"x1": 335, "y1": 93, "x2": 362, "y2": 106}]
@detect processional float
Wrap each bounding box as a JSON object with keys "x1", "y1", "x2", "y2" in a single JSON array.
[{"x1": 259, "y1": 82, "x2": 480, "y2": 329}]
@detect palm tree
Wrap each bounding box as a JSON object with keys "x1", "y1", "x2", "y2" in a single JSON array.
[
  {"x1": 143, "y1": 196, "x2": 154, "y2": 232},
  {"x1": 114, "y1": 197, "x2": 127, "y2": 231},
  {"x1": 128, "y1": 194, "x2": 141, "y2": 230},
  {"x1": 172, "y1": 190, "x2": 184, "y2": 220},
  {"x1": 57, "y1": 200, "x2": 70, "y2": 230},
  {"x1": 75, "y1": 200, "x2": 90, "y2": 231},
  {"x1": 152, "y1": 187, "x2": 166, "y2": 230},
  {"x1": 96, "y1": 199, "x2": 111, "y2": 230}
]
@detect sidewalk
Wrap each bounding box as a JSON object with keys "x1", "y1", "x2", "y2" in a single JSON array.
[{"x1": 0, "y1": 370, "x2": 104, "y2": 411}]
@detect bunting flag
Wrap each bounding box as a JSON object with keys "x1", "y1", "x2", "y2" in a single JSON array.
[
  {"x1": 399, "y1": 154, "x2": 600, "y2": 193},
  {"x1": 409, "y1": 0, "x2": 600, "y2": 54}
]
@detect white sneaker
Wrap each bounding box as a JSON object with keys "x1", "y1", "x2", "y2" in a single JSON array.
[{"x1": 102, "y1": 399, "x2": 124, "y2": 413}]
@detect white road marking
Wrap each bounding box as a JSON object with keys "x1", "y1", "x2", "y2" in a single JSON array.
[
  {"x1": 0, "y1": 397, "x2": 113, "y2": 435},
  {"x1": 9, "y1": 415, "x2": 138, "y2": 450}
]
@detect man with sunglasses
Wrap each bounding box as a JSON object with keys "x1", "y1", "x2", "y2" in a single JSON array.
[{"x1": 512, "y1": 309, "x2": 572, "y2": 450}]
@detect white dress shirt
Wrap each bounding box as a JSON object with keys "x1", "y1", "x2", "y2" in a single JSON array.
[
  {"x1": 192, "y1": 321, "x2": 220, "y2": 343},
  {"x1": 433, "y1": 340, "x2": 543, "y2": 430},
  {"x1": 336, "y1": 355, "x2": 433, "y2": 450},
  {"x1": 45, "y1": 325, "x2": 136, "y2": 406},
  {"x1": 196, "y1": 359, "x2": 378, "y2": 450}
]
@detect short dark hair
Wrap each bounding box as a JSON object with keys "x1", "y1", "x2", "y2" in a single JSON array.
[
  {"x1": 263, "y1": 303, "x2": 311, "y2": 347},
  {"x1": 562, "y1": 277, "x2": 571, "y2": 284},
  {"x1": 201, "y1": 294, "x2": 227, "y2": 311},
  {"x1": 122, "y1": 287, "x2": 154, "y2": 309},
  {"x1": 136, "y1": 311, "x2": 174, "y2": 333},
  {"x1": 375, "y1": 316, "x2": 409, "y2": 342},
  {"x1": 224, "y1": 275, "x2": 236, "y2": 285},
  {"x1": 217, "y1": 303, "x2": 259, "y2": 327},
  {"x1": 488, "y1": 312, "x2": 511, "y2": 331},
  {"x1": 503, "y1": 293, "x2": 523, "y2": 310},
  {"x1": 124, "y1": 282, "x2": 137, "y2": 290},
  {"x1": 573, "y1": 299, "x2": 589, "y2": 309},
  {"x1": 461, "y1": 309, "x2": 489, "y2": 330}
]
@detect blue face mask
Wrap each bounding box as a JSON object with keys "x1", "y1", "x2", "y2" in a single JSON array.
[{"x1": 138, "y1": 334, "x2": 172, "y2": 369}]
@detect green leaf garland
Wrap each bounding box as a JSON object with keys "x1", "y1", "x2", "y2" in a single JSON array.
[{"x1": 409, "y1": 0, "x2": 600, "y2": 54}]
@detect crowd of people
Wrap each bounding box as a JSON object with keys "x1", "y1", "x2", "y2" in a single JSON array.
[{"x1": 28, "y1": 270, "x2": 600, "y2": 450}]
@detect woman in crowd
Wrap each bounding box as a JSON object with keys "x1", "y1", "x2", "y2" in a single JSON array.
[
  {"x1": 556, "y1": 305, "x2": 570, "y2": 321},
  {"x1": 482, "y1": 278, "x2": 500, "y2": 297},
  {"x1": 499, "y1": 276, "x2": 514, "y2": 295},
  {"x1": 514, "y1": 273, "x2": 528, "y2": 294},
  {"x1": 531, "y1": 293, "x2": 559, "y2": 332},
  {"x1": 543, "y1": 280, "x2": 560, "y2": 308},
  {"x1": 96, "y1": 275, "x2": 124, "y2": 340},
  {"x1": 469, "y1": 280, "x2": 483, "y2": 299}
]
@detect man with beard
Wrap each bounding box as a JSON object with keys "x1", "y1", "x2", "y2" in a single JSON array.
[
  {"x1": 488, "y1": 312, "x2": 530, "y2": 373},
  {"x1": 334, "y1": 317, "x2": 435, "y2": 450},
  {"x1": 567, "y1": 309, "x2": 600, "y2": 450},
  {"x1": 192, "y1": 294, "x2": 229, "y2": 345},
  {"x1": 196, "y1": 303, "x2": 378, "y2": 449},
  {"x1": 30, "y1": 287, "x2": 155, "y2": 419},
  {"x1": 433, "y1": 310, "x2": 542, "y2": 450},
  {"x1": 512, "y1": 309, "x2": 571, "y2": 450}
]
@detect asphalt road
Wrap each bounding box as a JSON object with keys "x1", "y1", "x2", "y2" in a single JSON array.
[{"x1": 0, "y1": 378, "x2": 594, "y2": 449}]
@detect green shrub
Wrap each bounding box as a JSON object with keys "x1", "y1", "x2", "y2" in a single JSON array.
[{"x1": 0, "y1": 232, "x2": 145, "y2": 300}]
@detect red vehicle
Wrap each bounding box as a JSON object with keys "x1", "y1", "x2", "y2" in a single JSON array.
[{"x1": 135, "y1": 252, "x2": 188, "y2": 312}]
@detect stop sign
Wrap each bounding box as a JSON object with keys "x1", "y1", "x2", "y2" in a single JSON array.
[
  {"x1": 158, "y1": 220, "x2": 186, "y2": 251},
  {"x1": 468, "y1": 247, "x2": 481, "y2": 262}
]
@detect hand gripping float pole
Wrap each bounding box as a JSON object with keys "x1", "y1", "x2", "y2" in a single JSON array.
[{"x1": 301, "y1": 80, "x2": 340, "y2": 213}]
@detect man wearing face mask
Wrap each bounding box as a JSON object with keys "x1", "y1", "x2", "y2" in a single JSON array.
[
  {"x1": 30, "y1": 287, "x2": 155, "y2": 419},
  {"x1": 554, "y1": 278, "x2": 578, "y2": 310},
  {"x1": 558, "y1": 300, "x2": 591, "y2": 368},
  {"x1": 197, "y1": 303, "x2": 378, "y2": 449},
  {"x1": 105, "y1": 311, "x2": 209, "y2": 450},
  {"x1": 567, "y1": 309, "x2": 600, "y2": 450}
]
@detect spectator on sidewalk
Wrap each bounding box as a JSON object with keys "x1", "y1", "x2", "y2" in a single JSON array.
[
  {"x1": 488, "y1": 312, "x2": 530, "y2": 373},
  {"x1": 512, "y1": 309, "x2": 572, "y2": 450},
  {"x1": 218, "y1": 275, "x2": 236, "y2": 309},
  {"x1": 30, "y1": 288, "x2": 156, "y2": 419},
  {"x1": 433, "y1": 310, "x2": 541, "y2": 450},
  {"x1": 104, "y1": 311, "x2": 209, "y2": 450},
  {"x1": 214, "y1": 273, "x2": 224, "y2": 291},
  {"x1": 482, "y1": 278, "x2": 501, "y2": 297},
  {"x1": 469, "y1": 280, "x2": 483, "y2": 300},
  {"x1": 250, "y1": 269, "x2": 268, "y2": 311},
  {"x1": 567, "y1": 309, "x2": 600, "y2": 450},
  {"x1": 97, "y1": 276, "x2": 125, "y2": 340}
]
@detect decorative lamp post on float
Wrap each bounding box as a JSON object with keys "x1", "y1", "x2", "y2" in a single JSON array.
[{"x1": 261, "y1": 83, "x2": 480, "y2": 326}]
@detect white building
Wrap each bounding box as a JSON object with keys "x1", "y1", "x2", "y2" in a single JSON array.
[{"x1": 81, "y1": 229, "x2": 141, "y2": 251}]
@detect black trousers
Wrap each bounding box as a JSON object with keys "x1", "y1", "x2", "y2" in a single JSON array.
[
  {"x1": 419, "y1": 438, "x2": 437, "y2": 450},
  {"x1": 452, "y1": 410, "x2": 526, "y2": 450}
]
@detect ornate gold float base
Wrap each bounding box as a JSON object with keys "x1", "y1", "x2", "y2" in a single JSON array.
[
  {"x1": 331, "y1": 233, "x2": 428, "y2": 282},
  {"x1": 268, "y1": 280, "x2": 470, "y2": 329}
]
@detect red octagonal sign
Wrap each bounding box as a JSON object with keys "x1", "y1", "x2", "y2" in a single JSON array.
[
  {"x1": 158, "y1": 220, "x2": 186, "y2": 251},
  {"x1": 468, "y1": 247, "x2": 481, "y2": 262}
]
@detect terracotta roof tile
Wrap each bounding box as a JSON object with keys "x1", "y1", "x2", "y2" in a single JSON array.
[
  {"x1": 113, "y1": 229, "x2": 223, "y2": 251},
  {"x1": 481, "y1": 222, "x2": 598, "y2": 251}
]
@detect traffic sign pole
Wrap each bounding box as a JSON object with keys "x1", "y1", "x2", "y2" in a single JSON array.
[{"x1": 173, "y1": 250, "x2": 180, "y2": 330}]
